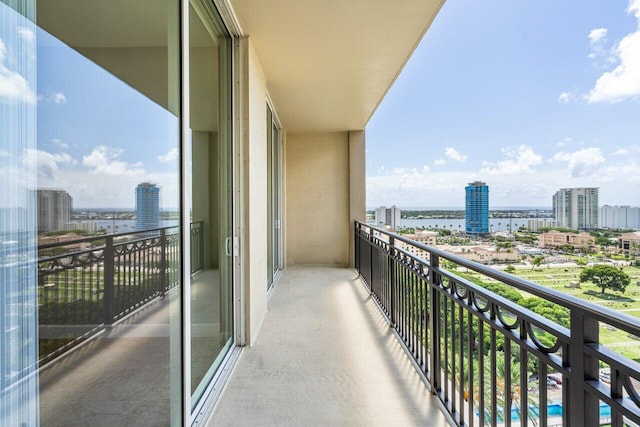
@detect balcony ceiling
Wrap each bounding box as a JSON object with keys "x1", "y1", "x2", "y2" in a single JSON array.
[
  {"x1": 34, "y1": 0, "x2": 446, "y2": 132},
  {"x1": 231, "y1": 0, "x2": 445, "y2": 132}
]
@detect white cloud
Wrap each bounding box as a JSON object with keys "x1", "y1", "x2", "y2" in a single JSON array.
[
  {"x1": 52, "y1": 152, "x2": 77, "y2": 166},
  {"x1": 83, "y1": 146, "x2": 144, "y2": 176},
  {"x1": 52, "y1": 92, "x2": 67, "y2": 105},
  {"x1": 480, "y1": 145, "x2": 542, "y2": 175},
  {"x1": 556, "y1": 137, "x2": 573, "y2": 147},
  {"x1": 558, "y1": 92, "x2": 571, "y2": 103},
  {"x1": 444, "y1": 147, "x2": 467, "y2": 163},
  {"x1": 22, "y1": 149, "x2": 76, "y2": 180},
  {"x1": 367, "y1": 165, "x2": 560, "y2": 208},
  {"x1": 587, "y1": 28, "x2": 610, "y2": 62},
  {"x1": 551, "y1": 147, "x2": 605, "y2": 177},
  {"x1": 158, "y1": 147, "x2": 178, "y2": 163},
  {"x1": 587, "y1": 2, "x2": 640, "y2": 103},
  {"x1": 630, "y1": 0, "x2": 640, "y2": 19},
  {"x1": 434, "y1": 158, "x2": 447, "y2": 166},
  {"x1": 17, "y1": 27, "x2": 35, "y2": 44},
  {"x1": 613, "y1": 148, "x2": 629, "y2": 155},
  {"x1": 52, "y1": 138, "x2": 69, "y2": 149},
  {"x1": 589, "y1": 28, "x2": 608, "y2": 44},
  {"x1": 0, "y1": 38, "x2": 36, "y2": 104}
]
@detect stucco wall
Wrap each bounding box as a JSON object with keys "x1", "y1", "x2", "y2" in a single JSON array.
[
  {"x1": 243, "y1": 38, "x2": 268, "y2": 345},
  {"x1": 285, "y1": 132, "x2": 350, "y2": 266}
]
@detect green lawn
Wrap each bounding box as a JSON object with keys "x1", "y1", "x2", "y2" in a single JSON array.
[{"x1": 462, "y1": 265, "x2": 640, "y2": 362}]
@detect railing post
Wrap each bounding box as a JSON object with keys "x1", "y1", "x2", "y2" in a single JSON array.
[
  {"x1": 429, "y1": 253, "x2": 440, "y2": 393},
  {"x1": 159, "y1": 228, "x2": 167, "y2": 296},
  {"x1": 566, "y1": 310, "x2": 599, "y2": 427},
  {"x1": 103, "y1": 236, "x2": 114, "y2": 326},
  {"x1": 389, "y1": 235, "x2": 395, "y2": 327},
  {"x1": 354, "y1": 222, "x2": 359, "y2": 271},
  {"x1": 199, "y1": 223, "x2": 204, "y2": 273},
  {"x1": 368, "y1": 225, "x2": 374, "y2": 295}
]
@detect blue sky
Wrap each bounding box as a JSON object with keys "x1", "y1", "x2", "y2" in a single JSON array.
[
  {"x1": 1, "y1": 1, "x2": 179, "y2": 209},
  {"x1": 2, "y1": 1, "x2": 639, "y2": 210},
  {"x1": 34, "y1": 29, "x2": 180, "y2": 209},
  {"x1": 367, "y1": 0, "x2": 640, "y2": 209}
]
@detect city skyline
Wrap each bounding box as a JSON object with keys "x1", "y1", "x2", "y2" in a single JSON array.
[{"x1": 367, "y1": 0, "x2": 640, "y2": 208}]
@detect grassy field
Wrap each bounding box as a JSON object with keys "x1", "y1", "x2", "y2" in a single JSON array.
[{"x1": 462, "y1": 265, "x2": 640, "y2": 361}]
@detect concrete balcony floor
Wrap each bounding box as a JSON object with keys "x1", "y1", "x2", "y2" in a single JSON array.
[{"x1": 208, "y1": 267, "x2": 450, "y2": 426}]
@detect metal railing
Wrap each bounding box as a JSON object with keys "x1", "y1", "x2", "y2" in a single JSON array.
[
  {"x1": 355, "y1": 221, "x2": 640, "y2": 427},
  {"x1": 37, "y1": 223, "x2": 203, "y2": 364}
]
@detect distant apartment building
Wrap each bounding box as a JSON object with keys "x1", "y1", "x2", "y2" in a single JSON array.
[
  {"x1": 135, "y1": 183, "x2": 160, "y2": 231},
  {"x1": 397, "y1": 232, "x2": 437, "y2": 259},
  {"x1": 375, "y1": 206, "x2": 401, "y2": 230},
  {"x1": 620, "y1": 232, "x2": 640, "y2": 255},
  {"x1": 441, "y1": 245, "x2": 518, "y2": 264},
  {"x1": 538, "y1": 230, "x2": 596, "y2": 250},
  {"x1": 65, "y1": 221, "x2": 99, "y2": 234},
  {"x1": 599, "y1": 205, "x2": 640, "y2": 230},
  {"x1": 552, "y1": 187, "x2": 598, "y2": 230},
  {"x1": 465, "y1": 181, "x2": 489, "y2": 234},
  {"x1": 36, "y1": 189, "x2": 72, "y2": 233},
  {"x1": 527, "y1": 218, "x2": 559, "y2": 232}
]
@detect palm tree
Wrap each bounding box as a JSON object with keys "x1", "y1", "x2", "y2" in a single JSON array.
[{"x1": 472, "y1": 350, "x2": 539, "y2": 426}]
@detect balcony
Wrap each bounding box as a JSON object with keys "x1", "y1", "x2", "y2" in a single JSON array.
[
  {"x1": 31, "y1": 222, "x2": 640, "y2": 426},
  {"x1": 209, "y1": 266, "x2": 449, "y2": 426},
  {"x1": 36, "y1": 224, "x2": 203, "y2": 364},
  {"x1": 349, "y1": 222, "x2": 640, "y2": 427}
]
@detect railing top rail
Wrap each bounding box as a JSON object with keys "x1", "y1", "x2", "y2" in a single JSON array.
[
  {"x1": 356, "y1": 220, "x2": 640, "y2": 335},
  {"x1": 38, "y1": 225, "x2": 181, "y2": 250}
]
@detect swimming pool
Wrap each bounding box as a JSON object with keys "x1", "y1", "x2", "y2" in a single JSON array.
[{"x1": 508, "y1": 402, "x2": 611, "y2": 420}]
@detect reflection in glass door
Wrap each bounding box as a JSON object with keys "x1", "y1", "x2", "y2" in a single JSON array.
[
  {"x1": 188, "y1": 0, "x2": 233, "y2": 410},
  {"x1": 28, "y1": 1, "x2": 183, "y2": 425}
]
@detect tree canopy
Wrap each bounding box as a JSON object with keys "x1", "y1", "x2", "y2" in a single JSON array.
[
  {"x1": 579, "y1": 265, "x2": 630, "y2": 294},
  {"x1": 531, "y1": 256, "x2": 545, "y2": 268}
]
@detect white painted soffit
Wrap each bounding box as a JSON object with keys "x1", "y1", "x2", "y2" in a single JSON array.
[{"x1": 230, "y1": 0, "x2": 445, "y2": 132}]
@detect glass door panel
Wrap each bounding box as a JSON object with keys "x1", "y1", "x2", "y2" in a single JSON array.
[
  {"x1": 18, "y1": 0, "x2": 183, "y2": 425},
  {"x1": 267, "y1": 105, "x2": 281, "y2": 289},
  {"x1": 188, "y1": 0, "x2": 233, "y2": 409}
]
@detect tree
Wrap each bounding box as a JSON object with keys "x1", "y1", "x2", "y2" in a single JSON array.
[
  {"x1": 580, "y1": 265, "x2": 631, "y2": 294},
  {"x1": 531, "y1": 256, "x2": 545, "y2": 269}
]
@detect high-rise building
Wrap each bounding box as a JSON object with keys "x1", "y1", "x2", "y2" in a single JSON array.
[
  {"x1": 36, "y1": 189, "x2": 72, "y2": 233},
  {"x1": 552, "y1": 187, "x2": 599, "y2": 230},
  {"x1": 527, "y1": 218, "x2": 559, "y2": 232},
  {"x1": 375, "y1": 205, "x2": 401, "y2": 229},
  {"x1": 465, "y1": 181, "x2": 489, "y2": 234},
  {"x1": 135, "y1": 183, "x2": 160, "y2": 231},
  {"x1": 599, "y1": 205, "x2": 640, "y2": 230}
]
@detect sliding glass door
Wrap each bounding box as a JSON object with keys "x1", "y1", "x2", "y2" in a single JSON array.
[
  {"x1": 26, "y1": 1, "x2": 182, "y2": 425},
  {"x1": 267, "y1": 105, "x2": 282, "y2": 289},
  {"x1": 1, "y1": 0, "x2": 237, "y2": 424},
  {"x1": 188, "y1": 0, "x2": 234, "y2": 411}
]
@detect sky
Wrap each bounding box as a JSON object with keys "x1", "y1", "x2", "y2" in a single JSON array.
[
  {"x1": 366, "y1": 0, "x2": 640, "y2": 209},
  {"x1": 1, "y1": 1, "x2": 180, "y2": 210},
  {"x1": 2, "y1": 1, "x2": 640, "y2": 211}
]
